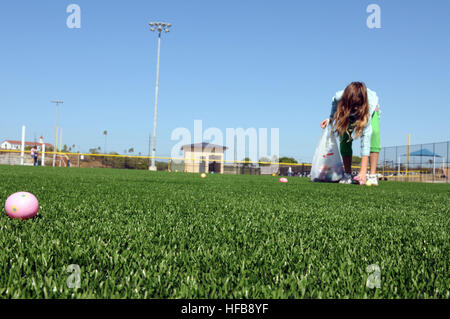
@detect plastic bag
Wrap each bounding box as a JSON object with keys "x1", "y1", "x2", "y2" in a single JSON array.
[{"x1": 310, "y1": 125, "x2": 344, "y2": 182}]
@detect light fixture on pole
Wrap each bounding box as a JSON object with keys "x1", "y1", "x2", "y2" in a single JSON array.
[
  {"x1": 51, "y1": 100, "x2": 63, "y2": 167},
  {"x1": 148, "y1": 21, "x2": 172, "y2": 171}
]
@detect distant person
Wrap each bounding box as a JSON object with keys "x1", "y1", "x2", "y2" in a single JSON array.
[
  {"x1": 208, "y1": 161, "x2": 213, "y2": 173},
  {"x1": 320, "y1": 82, "x2": 381, "y2": 186},
  {"x1": 288, "y1": 166, "x2": 292, "y2": 177},
  {"x1": 209, "y1": 161, "x2": 217, "y2": 174},
  {"x1": 30, "y1": 146, "x2": 39, "y2": 166},
  {"x1": 65, "y1": 154, "x2": 70, "y2": 167}
]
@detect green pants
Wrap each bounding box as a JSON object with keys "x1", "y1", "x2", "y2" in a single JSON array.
[{"x1": 340, "y1": 110, "x2": 381, "y2": 157}]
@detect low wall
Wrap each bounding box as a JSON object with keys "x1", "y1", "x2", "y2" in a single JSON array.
[{"x1": 0, "y1": 152, "x2": 54, "y2": 166}]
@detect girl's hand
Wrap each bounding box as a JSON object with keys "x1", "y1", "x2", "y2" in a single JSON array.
[
  {"x1": 320, "y1": 119, "x2": 330, "y2": 128},
  {"x1": 354, "y1": 173, "x2": 367, "y2": 185}
]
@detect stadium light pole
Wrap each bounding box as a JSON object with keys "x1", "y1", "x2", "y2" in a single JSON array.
[
  {"x1": 51, "y1": 100, "x2": 63, "y2": 167},
  {"x1": 148, "y1": 21, "x2": 171, "y2": 171}
]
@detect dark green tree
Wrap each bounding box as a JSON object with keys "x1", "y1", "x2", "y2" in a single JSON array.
[
  {"x1": 352, "y1": 156, "x2": 362, "y2": 164},
  {"x1": 278, "y1": 157, "x2": 298, "y2": 164}
]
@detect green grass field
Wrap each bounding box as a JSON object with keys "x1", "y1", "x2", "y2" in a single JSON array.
[{"x1": 0, "y1": 165, "x2": 448, "y2": 299}]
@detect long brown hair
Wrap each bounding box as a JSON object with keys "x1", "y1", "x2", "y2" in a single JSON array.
[{"x1": 332, "y1": 82, "x2": 370, "y2": 139}]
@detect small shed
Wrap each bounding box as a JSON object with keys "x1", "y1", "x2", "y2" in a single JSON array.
[{"x1": 181, "y1": 143, "x2": 227, "y2": 174}]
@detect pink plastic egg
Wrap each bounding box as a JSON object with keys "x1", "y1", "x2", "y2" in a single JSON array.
[
  {"x1": 5, "y1": 192, "x2": 39, "y2": 220},
  {"x1": 279, "y1": 178, "x2": 288, "y2": 183}
]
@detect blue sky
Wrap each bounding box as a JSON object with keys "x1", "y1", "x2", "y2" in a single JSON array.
[{"x1": 1, "y1": 0, "x2": 449, "y2": 162}]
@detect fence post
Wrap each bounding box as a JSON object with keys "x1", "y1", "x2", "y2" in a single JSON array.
[
  {"x1": 395, "y1": 146, "x2": 398, "y2": 180},
  {"x1": 420, "y1": 144, "x2": 423, "y2": 182},
  {"x1": 445, "y1": 141, "x2": 450, "y2": 183},
  {"x1": 433, "y1": 143, "x2": 435, "y2": 183}
]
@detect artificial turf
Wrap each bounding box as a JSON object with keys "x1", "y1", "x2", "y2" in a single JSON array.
[{"x1": 0, "y1": 165, "x2": 448, "y2": 298}]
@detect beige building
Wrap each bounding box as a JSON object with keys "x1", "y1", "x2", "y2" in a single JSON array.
[
  {"x1": 1, "y1": 139, "x2": 52, "y2": 151},
  {"x1": 181, "y1": 143, "x2": 227, "y2": 174}
]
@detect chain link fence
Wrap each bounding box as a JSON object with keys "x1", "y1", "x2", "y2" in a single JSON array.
[
  {"x1": 169, "y1": 160, "x2": 312, "y2": 176},
  {"x1": 0, "y1": 150, "x2": 311, "y2": 176},
  {"x1": 378, "y1": 141, "x2": 449, "y2": 183},
  {"x1": 2, "y1": 141, "x2": 448, "y2": 183}
]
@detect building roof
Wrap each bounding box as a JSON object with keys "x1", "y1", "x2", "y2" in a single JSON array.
[
  {"x1": 2, "y1": 140, "x2": 53, "y2": 147},
  {"x1": 404, "y1": 149, "x2": 442, "y2": 157},
  {"x1": 181, "y1": 142, "x2": 228, "y2": 151}
]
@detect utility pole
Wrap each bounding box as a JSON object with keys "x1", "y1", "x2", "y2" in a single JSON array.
[
  {"x1": 20, "y1": 126, "x2": 26, "y2": 165},
  {"x1": 51, "y1": 100, "x2": 63, "y2": 167},
  {"x1": 59, "y1": 127, "x2": 63, "y2": 167},
  {"x1": 148, "y1": 133, "x2": 152, "y2": 167},
  {"x1": 103, "y1": 130, "x2": 108, "y2": 154},
  {"x1": 148, "y1": 21, "x2": 172, "y2": 171},
  {"x1": 406, "y1": 133, "x2": 411, "y2": 178},
  {"x1": 234, "y1": 134, "x2": 237, "y2": 174}
]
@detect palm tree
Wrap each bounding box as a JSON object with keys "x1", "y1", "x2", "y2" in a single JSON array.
[{"x1": 103, "y1": 131, "x2": 107, "y2": 154}]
